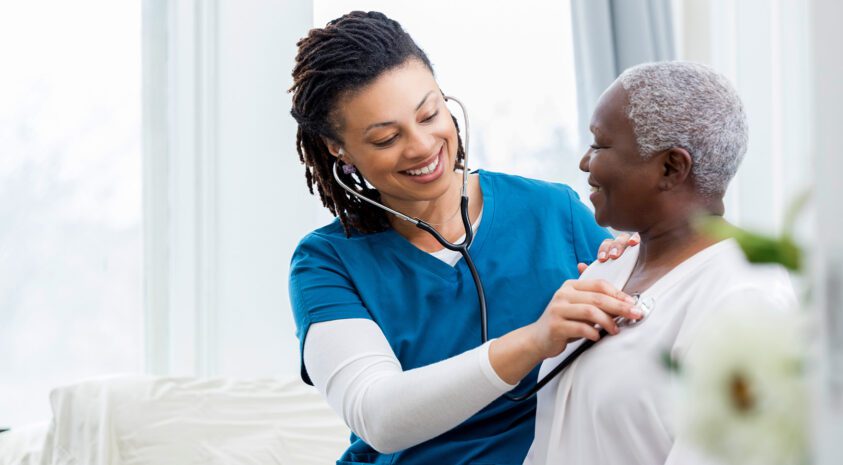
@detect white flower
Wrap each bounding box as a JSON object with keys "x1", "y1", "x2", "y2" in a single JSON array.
[{"x1": 679, "y1": 299, "x2": 809, "y2": 465}]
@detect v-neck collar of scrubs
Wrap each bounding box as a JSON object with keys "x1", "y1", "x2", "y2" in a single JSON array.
[{"x1": 381, "y1": 170, "x2": 496, "y2": 280}]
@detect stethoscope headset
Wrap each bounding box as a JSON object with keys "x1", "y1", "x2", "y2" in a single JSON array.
[{"x1": 331, "y1": 95, "x2": 649, "y2": 401}]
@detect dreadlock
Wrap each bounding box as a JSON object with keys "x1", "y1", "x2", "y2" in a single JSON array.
[{"x1": 289, "y1": 11, "x2": 466, "y2": 236}]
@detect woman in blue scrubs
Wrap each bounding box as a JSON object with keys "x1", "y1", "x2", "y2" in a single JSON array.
[{"x1": 288, "y1": 11, "x2": 640, "y2": 465}]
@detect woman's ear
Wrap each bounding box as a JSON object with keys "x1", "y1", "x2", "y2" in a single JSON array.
[
  {"x1": 659, "y1": 147, "x2": 693, "y2": 191},
  {"x1": 322, "y1": 137, "x2": 343, "y2": 159}
]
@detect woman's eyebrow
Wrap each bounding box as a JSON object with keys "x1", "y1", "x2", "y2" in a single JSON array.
[
  {"x1": 364, "y1": 120, "x2": 397, "y2": 134},
  {"x1": 364, "y1": 90, "x2": 436, "y2": 134},
  {"x1": 415, "y1": 90, "x2": 435, "y2": 111}
]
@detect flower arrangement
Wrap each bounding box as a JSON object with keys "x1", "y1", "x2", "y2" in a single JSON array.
[{"x1": 674, "y1": 192, "x2": 812, "y2": 465}]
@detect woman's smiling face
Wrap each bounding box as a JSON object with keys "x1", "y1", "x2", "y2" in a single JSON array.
[
  {"x1": 579, "y1": 81, "x2": 664, "y2": 231},
  {"x1": 328, "y1": 58, "x2": 460, "y2": 207}
]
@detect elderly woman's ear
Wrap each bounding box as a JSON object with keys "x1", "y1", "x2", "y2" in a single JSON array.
[{"x1": 658, "y1": 147, "x2": 693, "y2": 191}]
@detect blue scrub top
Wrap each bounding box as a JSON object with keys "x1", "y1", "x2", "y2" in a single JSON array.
[{"x1": 289, "y1": 170, "x2": 610, "y2": 465}]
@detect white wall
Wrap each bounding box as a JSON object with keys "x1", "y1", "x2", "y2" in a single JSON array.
[{"x1": 143, "y1": 0, "x2": 320, "y2": 378}]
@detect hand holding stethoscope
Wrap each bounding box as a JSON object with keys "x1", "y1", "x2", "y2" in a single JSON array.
[
  {"x1": 528, "y1": 280, "x2": 648, "y2": 360},
  {"x1": 511, "y1": 280, "x2": 654, "y2": 400}
]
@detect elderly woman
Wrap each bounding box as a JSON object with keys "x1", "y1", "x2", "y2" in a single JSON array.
[{"x1": 523, "y1": 62, "x2": 796, "y2": 465}]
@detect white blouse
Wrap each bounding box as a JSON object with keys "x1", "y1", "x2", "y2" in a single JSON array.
[{"x1": 524, "y1": 239, "x2": 796, "y2": 465}]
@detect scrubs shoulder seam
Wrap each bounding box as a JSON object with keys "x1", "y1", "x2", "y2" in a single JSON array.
[
  {"x1": 563, "y1": 185, "x2": 583, "y2": 264},
  {"x1": 307, "y1": 233, "x2": 359, "y2": 292}
]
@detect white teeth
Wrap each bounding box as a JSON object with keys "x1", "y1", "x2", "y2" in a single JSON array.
[
  {"x1": 590, "y1": 185, "x2": 601, "y2": 193},
  {"x1": 405, "y1": 156, "x2": 440, "y2": 176}
]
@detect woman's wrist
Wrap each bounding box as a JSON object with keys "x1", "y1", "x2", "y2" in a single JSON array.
[{"x1": 488, "y1": 324, "x2": 546, "y2": 385}]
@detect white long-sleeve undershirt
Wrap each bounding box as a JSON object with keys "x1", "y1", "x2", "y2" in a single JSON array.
[{"x1": 303, "y1": 318, "x2": 516, "y2": 454}]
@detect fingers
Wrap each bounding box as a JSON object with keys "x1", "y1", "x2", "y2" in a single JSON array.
[
  {"x1": 577, "y1": 263, "x2": 588, "y2": 275},
  {"x1": 597, "y1": 238, "x2": 614, "y2": 262},
  {"x1": 558, "y1": 320, "x2": 603, "y2": 342},
  {"x1": 569, "y1": 279, "x2": 632, "y2": 302},
  {"x1": 561, "y1": 303, "x2": 620, "y2": 335},
  {"x1": 577, "y1": 291, "x2": 638, "y2": 319},
  {"x1": 596, "y1": 232, "x2": 638, "y2": 262},
  {"x1": 629, "y1": 233, "x2": 640, "y2": 246},
  {"x1": 535, "y1": 279, "x2": 642, "y2": 357},
  {"x1": 563, "y1": 279, "x2": 641, "y2": 320}
]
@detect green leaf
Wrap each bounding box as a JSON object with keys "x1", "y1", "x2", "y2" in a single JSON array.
[{"x1": 695, "y1": 217, "x2": 803, "y2": 272}]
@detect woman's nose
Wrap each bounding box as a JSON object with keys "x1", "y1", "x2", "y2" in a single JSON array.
[
  {"x1": 404, "y1": 126, "x2": 436, "y2": 159},
  {"x1": 579, "y1": 151, "x2": 592, "y2": 173}
]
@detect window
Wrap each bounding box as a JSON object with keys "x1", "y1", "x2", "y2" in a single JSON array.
[{"x1": 0, "y1": 0, "x2": 142, "y2": 427}]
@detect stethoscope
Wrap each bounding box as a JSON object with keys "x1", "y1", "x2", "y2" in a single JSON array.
[{"x1": 331, "y1": 95, "x2": 653, "y2": 401}]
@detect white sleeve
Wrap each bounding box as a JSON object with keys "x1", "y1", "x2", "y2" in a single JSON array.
[{"x1": 303, "y1": 318, "x2": 517, "y2": 454}]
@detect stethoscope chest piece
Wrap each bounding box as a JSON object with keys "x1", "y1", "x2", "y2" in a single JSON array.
[{"x1": 618, "y1": 294, "x2": 656, "y2": 328}]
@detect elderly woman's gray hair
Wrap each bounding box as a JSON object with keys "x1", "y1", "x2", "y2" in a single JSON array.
[{"x1": 618, "y1": 61, "x2": 748, "y2": 196}]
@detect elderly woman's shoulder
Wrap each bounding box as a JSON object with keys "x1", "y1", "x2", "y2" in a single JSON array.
[{"x1": 700, "y1": 239, "x2": 797, "y2": 310}]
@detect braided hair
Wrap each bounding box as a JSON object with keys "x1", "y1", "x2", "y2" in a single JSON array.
[{"x1": 289, "y1": 11, "x2": 465, "y2": 236}]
